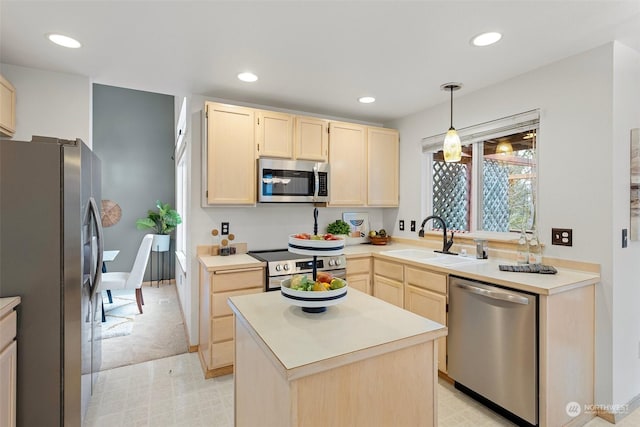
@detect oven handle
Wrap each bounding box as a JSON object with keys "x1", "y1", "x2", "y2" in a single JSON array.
[{"x1": 214, "y1": 267, "x2": 263, "y2": 275}]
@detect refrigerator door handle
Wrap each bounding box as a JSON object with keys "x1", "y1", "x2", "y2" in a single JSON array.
[{"x1": 88, "y1": 197, "x2": 104, "y2": 298}]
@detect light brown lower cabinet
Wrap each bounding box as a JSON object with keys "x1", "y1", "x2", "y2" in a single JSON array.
[
  {"x1": 346, "y1": 257, "x2": 371, "y2": 294},
  {"x1": 198, "y1": 264, "x2": 263, "y2": 378},
  {"x1": 373, "y1": 258, "x2": 404, "y2": 307},
  {"x1": 0, "y1": 300, "x2": 19, "y2": 427}
]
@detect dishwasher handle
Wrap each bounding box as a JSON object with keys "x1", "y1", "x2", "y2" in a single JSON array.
[{"x1": 455, "y1": 282, "x2": 530, "y2": 305}]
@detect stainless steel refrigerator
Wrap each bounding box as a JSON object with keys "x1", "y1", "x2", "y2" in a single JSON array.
[{"x1": 0, "y1": 136, "x2": 103, "y2": 427}]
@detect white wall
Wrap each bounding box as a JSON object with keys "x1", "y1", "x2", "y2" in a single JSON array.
[
  {"x1": 0, "y1": 63, "x2": 91, "y2": 145},
  {"x1": 611, "y1": 42, "x2": 640, "y2": 406},
  {"x1": 388, "y1": 42, "x2": 640, "y2": 409}
]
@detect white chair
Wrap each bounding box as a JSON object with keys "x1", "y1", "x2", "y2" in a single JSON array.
[{"x1": 98, "y1": 234, "x2": 153, "y2": 315}]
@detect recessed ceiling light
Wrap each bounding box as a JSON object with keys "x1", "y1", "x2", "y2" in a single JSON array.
[
  {"x1": 358, "y1": 96, "x2": 375, "y2": 104},
  {"x1": 237, "y1": 72, "x2": 258, "y2": 82},
  {"x1": 471, "y1": 32, "x2": 502, "y2": 47},
  {"x1": 47, "y1": 33, "x2": 82, "y2": 48}
]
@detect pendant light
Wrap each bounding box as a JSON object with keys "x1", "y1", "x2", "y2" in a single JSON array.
[
  {"x1": 495, "y1": 138, "x2": 514, "y2": 155},
  {"x1": 441, "y1": 82, "x2": 462, "y2": 162}
]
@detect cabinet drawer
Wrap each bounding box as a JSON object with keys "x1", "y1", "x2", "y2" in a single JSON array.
[
  {"x1": 212, "y1": 268, "x2": 264, "y2": 293},
  {"x1": 373, "y1": 276, "x2": 403, "y2": 307},
  {"x1": 374, "y1": 259, "x2": 403, "y2": 282},
  {"x1": 406, "y1": 267, "x2": 447, "y2": 294},
  {"x1": 0, "y1": 310, "x2": 17, "y2": 351},
  {"x1": 212, "y1": 315, "x2": 234, "y2": 343},
  {"x1": 347, "y1": 257, "x2": 371, "y2": 274},
  {"x1": 212, "y1": 287, "x2": 263, "y2": 317},
  {"x1": 210, "y1": 340, "x2": 234, "y2": 369}
]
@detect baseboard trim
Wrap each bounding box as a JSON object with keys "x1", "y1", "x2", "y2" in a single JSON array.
[
  {"x1": 597, "y1": 391, "x2": 640, "y2": 424},
  {"x1": 188, "y1": 345, "x2": 198, "y2": 353}
]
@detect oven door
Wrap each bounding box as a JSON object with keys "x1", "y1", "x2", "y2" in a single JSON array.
[{"x1": 267, "y1": 269, "x2": 346, "y2": 292}]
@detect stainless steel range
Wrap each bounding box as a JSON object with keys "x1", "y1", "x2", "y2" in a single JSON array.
[{"x1": 248, "y1": 249, "x2": 346, "y2": 291}]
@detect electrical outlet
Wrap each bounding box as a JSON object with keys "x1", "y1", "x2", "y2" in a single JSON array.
[
  {"x1": 399, "y1": 220, "x2": 404, "y2": 231},
  {"x1": 622, "y1": 229, "x2": 628, "y2": 248},
  {"x1": 410, "y1": 220, "x2": 416, "y2": 232},
  {"x1": 551, "y1": 228, "x2": 572, "y2": 246},
  {"x1": 221, "y1": 222, "x2": 229, "y2": 235}
]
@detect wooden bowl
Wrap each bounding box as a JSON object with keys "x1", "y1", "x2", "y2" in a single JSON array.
[{"x1": 369, "y1": 235, "x2": 390, "y2": 245}]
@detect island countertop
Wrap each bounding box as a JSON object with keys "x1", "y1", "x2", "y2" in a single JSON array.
[{"x1": 228, "y1": 288, "x2": 447, "y2": 379}]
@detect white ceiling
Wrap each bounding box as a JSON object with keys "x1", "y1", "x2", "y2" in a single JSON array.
[{"x1": 1, "y1": 1, "x2": 639, "y2": 124}]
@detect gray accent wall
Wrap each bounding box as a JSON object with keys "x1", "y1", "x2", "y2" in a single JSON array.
[{"x1": 93, "y1": 84, "x2": 175, "y2": 281}]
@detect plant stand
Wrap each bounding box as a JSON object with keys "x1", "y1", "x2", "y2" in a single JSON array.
[{"x1": 150, "y1": 239, "x2": 171, "y2": 287}]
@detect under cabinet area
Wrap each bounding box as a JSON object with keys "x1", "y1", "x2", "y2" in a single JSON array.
[
  {"x1": 346, "y1": 257, "x2": 372, "y2": 294},
  {"x1": 198, "y1": 261, "x2": 264, "y2": 378}
]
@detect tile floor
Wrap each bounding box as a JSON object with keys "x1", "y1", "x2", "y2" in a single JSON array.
[{"x1": 84, "y1": 353, "x2": 639, "y2": 427}]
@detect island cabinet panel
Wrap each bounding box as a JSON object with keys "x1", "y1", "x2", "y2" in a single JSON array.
[
  {"x1": 0, "y1": 298, "x2": 19, "y2": 427},
  {"x1": 328, "y1": 121, "x2": 367, "y2": 206},
  {"x1": 346, "y1": 257, "x2": 372, "y2": 294},
  {"x1": 367, "y1": 126, "x2": 399, "y2": 206},
  {"x1": 198, "y1": 264, "x2": 263, "y2": 378},
  {"x1": 230, "y1": 290, "x2": 445, "y2": 427},
  {"x1": 294, "y1": 115, "x2": 328, "y2": 161},
  {"x1": 256, "y1": 110, "x2": 294, "y2": 158},
  {"x1": 204, "y1": 102, "x2": 256, "y2": 205}
]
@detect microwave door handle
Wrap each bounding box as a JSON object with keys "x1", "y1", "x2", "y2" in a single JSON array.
[{"x1": 313, "y1": 165, "x2": 319, "y2": 201}]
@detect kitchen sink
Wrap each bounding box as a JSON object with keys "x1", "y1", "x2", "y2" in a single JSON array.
[
  {"x1": 380, "y1": 249, "x2": 440, "y2": 260},
  {"x1": 429, "y1": 255, "x2": 483, "y2": 266}
]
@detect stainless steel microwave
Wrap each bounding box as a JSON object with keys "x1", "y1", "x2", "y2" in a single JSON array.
[{"x1": 258, "y1": 158, "x2": 329, "y2": 203}]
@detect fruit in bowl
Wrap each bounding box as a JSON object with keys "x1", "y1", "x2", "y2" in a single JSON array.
[
  {"x1": 293, "y1": 232, "x2": 342, "y2": 241},
  {"x1": 368, "y1": 229, "x2": 390, "y2": 245},
  {"x1": 282, "y1": 274, "x2": 348, "y2": 313}
]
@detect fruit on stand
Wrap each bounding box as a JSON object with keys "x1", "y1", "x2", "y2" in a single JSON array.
[
  {"x1": 289, "y1": 274, "x2": 346, "y2": 291},
  {"x1": 293, "y1": 233, "x2": 342, "y2": 241}
]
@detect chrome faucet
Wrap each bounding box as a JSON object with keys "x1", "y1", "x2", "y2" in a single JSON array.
[{"x1": 418, "y1": 215, "x2": 457, "y2": 255}]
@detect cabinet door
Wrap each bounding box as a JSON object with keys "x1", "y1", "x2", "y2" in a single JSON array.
[
  {"x1": 328, "y1": 121, "x2": 367, "y2": 206},
  {"x1": 347, "y1": 273, "x2": 371, "y2": 295},
  {"x1": 294, "y1": 116, "x2": 328, "y2": 161},
  {"x1": 256, "y1": 110, "x2": 293, "y2": 158},
  {"x1": 367, "y1": 127, "x2": 399, "y2": 206},
  {"x1": 373, "y1": 275, "x2": 403, "y2": 307},
  {"x1": 405, "y1": 285, "x2": 447, "y2": 372},
  {"x1": 0, "y1": 75, "x2": 16, "y2": 137},
  {"x1": 205, "y1": 102, "x2": 256, "y2": 204},
  {"x1": 0, "y1": 340, "x2": 17, "y2": 427}
]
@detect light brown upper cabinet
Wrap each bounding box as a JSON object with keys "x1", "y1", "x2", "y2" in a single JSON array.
[
  {"x1": 204, "y1": 102, "x2": 256, "y2": 205},
  {"x1": 367, "y1": 127, "x2": 399, "y2": 206},
  {"x1": 256, "y1": 110, "x2": 294, "y2": 158},
  {"x1": 0, "y1": 75, "x2": 16, "y2": 137},
  {"x1": 328, "y1": 121, "x2": 367, "y2": 206},
  {"x1": 294, "y1": 116, "x2": 328, "y2": 161}
]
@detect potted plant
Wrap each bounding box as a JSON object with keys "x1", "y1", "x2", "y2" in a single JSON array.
[
  {"x1": 326, "y1": 219, "x2": 351, "y2": 241},
  {"x1": 135, "y1": 200, "x2": 182, "y2": 252}
]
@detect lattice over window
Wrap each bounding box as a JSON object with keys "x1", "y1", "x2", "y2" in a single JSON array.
[
  {"x1": 482, "y1": 159, "x2": 510, "y2": 231},
  {"x1": 432, "y1": 161, "x2": 469, "y2": 231}
]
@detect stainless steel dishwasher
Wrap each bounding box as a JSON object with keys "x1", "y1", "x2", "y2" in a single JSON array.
[{"x1": 448, "y1": 276, "x2": 538, "y2": 426}]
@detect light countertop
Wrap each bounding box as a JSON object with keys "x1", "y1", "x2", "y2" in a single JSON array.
[
  {"x1": 0, "y1": 296, "x2": 21, "y2": 318},
  {"x1": 228, "y1": 288, "x2": 447, "y2": 379},
  {"x1": 198, "y1": 241, "x2": 599, "y2": 296}
]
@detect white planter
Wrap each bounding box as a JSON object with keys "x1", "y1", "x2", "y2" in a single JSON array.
[{"x1": 152, "y1": 234, "x2": 170, "y2": 252}]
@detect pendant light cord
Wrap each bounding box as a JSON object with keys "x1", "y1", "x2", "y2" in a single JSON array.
[{"x1": 449, "y1": 86, "x2": 454, "y2": 130}]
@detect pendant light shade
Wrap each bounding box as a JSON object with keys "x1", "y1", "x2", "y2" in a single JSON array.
[
  {"x1": 441, "y1": 83, "x2": 462, "y2": 162},
  {"x1": 495, "y1": 139, "x2": 514, "y2": 155}
]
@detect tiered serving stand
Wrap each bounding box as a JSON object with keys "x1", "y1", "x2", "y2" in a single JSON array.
[{"x1": 281, "y1": 208, "x2": 348, "y2": 313}]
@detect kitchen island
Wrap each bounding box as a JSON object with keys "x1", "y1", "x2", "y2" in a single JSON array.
[{"x1": 228, "y1": 288, "x2": 447, "y2": 427}]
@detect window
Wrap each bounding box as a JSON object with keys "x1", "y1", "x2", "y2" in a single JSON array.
[
  {"x1": 423, "y1": 110, "x2": 539, "y2": 233},
  {"x1": 175, "y1": 97, "x2": 188, "y2": 263}
]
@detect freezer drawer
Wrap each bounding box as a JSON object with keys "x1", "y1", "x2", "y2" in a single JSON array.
[{"x1": 448, "y1": 277, "x2": 538, "y2": 426}]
